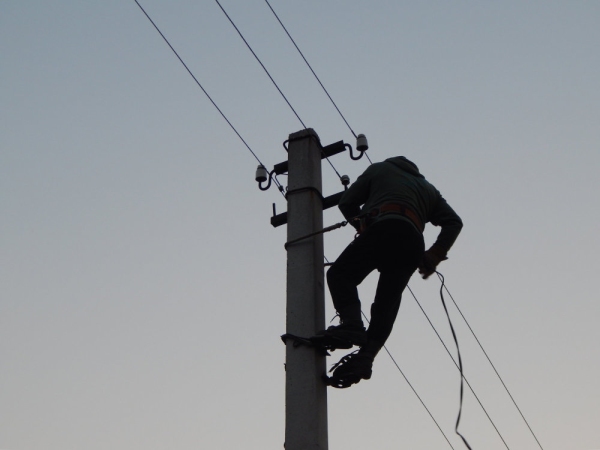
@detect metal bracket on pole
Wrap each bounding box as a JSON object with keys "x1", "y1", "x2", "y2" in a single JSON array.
[
  {"x1": 270, "y1": 190, "x2": 344, "y2": 228},
  {"x1": 256, "y1": 138, "x2": 358, "y2": 228}
]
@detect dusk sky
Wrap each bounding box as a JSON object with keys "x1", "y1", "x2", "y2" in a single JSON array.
[{"x1": 2, "y1": 1, "x2": 599, "y2": 449}]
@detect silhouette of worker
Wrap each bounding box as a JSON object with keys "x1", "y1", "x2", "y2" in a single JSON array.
[{"x1": 320, "y1": 156, "x2": 463, "y2": 388}]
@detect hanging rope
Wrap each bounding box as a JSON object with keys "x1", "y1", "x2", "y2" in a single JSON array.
[
  {"x1": 407, "y1": 284, "x2": 511, "y2": 449},
  {"x1": 437, "y1": 274, "x2": 545, "y2": 450},
  {"x1": 437, "y1": 272, "x2": 472, "y2": 449},
  {"x1": 360, "y1": 312, "x2": 457, "y2": 449}
]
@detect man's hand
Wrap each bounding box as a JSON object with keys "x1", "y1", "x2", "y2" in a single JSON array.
[{"x1": 418, "y1": 244, "x2": 448, "y2": 279}]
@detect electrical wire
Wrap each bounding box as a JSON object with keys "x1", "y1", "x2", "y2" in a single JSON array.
[
  {"x1": 328, "y1": 253, "x2": 454, "y2": 447},
  {"x1": 133, "y1": 0, "x2": 286, "y2": 197},
  {"x1": 264, "y1": 0, "x2": 374, "y2": 169},
  {"x1": 136, "y1": 5, "x2": 518, "y2": 448},
  {"x1": 215, "y1": 0, "x2": 346, "y2": 184},
  {"x1": 214, "y1": 0, "x2": 306, "y2": 129},
  {"x1": 329, "y1": 251, "x2": 450, "y2": 446},
  {"x1": 407, "y1": 285, "x2": 511, "y2": 449},
  {"x1": 264, "y1": 0, "x2": 357, "y2": 139},
  {"x1": 361, "y1": 312, "x2": 457, "y2": 449},
  {"x1": 325, "y1": 233, "x2": 535, "y2": 448},
  {"x1": 324, "y1": 258, "x2": 507, "y2": 447},
  {"x1": 437, "y1": 272, "x2": 472, "y2": 449},
  {"x1": 437, "y1": 274, "x2": 546, "y2": 450}
]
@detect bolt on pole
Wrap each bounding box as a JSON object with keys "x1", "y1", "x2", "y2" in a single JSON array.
[{"x1": 284, "y1": 128, "x2": 328, "y2": 450}]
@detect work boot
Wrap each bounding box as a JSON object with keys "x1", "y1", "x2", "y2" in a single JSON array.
[{"x1": 316, "y1": 320, "x2": 368, "y2": 349}]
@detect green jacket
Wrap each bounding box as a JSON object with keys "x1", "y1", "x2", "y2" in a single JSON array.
[{"x1": 338, "y1": 156, "x2": 463, "y2": 252}]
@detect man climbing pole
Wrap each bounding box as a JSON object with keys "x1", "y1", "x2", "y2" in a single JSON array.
[{"x1": 319, "y1": 156, "x2": 463, "y2": 388}]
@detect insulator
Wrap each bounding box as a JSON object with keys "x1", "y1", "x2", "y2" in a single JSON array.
[
  {"x1": 255, "y1": 165, "x2": 268, "y2": 183},
  {"x1": 356, "y1": 134, "x2": 369, "y2": 152},
  {"x1": 341, "y1": 175, "x2": 350, "y2": 186}
]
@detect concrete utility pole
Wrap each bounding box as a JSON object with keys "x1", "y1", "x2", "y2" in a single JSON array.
[{"x1": 284, "y1": 128, "x2": 328, "y2": 450}]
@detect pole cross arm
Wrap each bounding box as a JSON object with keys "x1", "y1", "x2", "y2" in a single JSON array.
[{"x1": 271, "y1": 191, "x2": 345, "y2": 227}]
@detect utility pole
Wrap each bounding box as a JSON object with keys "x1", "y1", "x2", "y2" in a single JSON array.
[
  {"x1": 256, "y1": 128, "x2": 367, "y2": 449},
  {"x1": 284, "y1": 128, "x2": 328, "y2": 450}
]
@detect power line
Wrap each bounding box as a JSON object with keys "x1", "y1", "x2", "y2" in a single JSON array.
[
  {"x1": 407, "y1": 285, "x2": 511, "y2": 449},
  {"x1": 264, "y1": 0, "x2": 358, "y2": 139},
  {"x1": 362, "y1": 312, "x2": 457, "y2": 449},
  {"x1": 215, "y1": 0, "x2": 347, "y2": 182},
  {"x1": 326, "y1": 249, "x2": 453, "y2": 447},
  {"x1": 133, "y1": 0, "x2": 285, "y2": 197},
  {"x1": 214, "y1": 0, "x2": 306, "y2": 129},
  {"x1": 438, "y1": 275, "x2": 546, "y2": 450},
  {"x1": 264, "y1": 0, "x2": 374, "y2": 169},
  {"x1": 328, "y1": 252, "x2": 453, "y2": 446}
]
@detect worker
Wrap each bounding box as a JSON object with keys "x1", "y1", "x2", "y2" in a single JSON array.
[{"x1": 320, "y1": 156, "x2": 463, "y2": 388}]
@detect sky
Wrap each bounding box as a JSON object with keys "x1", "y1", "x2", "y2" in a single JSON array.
[{"x1": 1, "y1": 1, "x2": 599, "y2": 449}]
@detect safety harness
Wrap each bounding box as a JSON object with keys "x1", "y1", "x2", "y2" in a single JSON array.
[
  {"x1": 357, "y1": 202, "x2": 424, "y2": 234},
  {"x1": 284, "y1": 202, "x2": 423, "y2": 249}
]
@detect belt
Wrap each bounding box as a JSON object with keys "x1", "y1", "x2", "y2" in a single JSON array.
[{"x1": 367, "y1": 203, "x2": 424, "y2": 232}]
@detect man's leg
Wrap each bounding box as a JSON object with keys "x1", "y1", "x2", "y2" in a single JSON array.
[
  {"x1": 326, "y1": 220, "x2": 423, "y2": 387},
  {"x1": 320, "y1": 228, "x2": 381, "y2": 347},
  {"x1": 326, "y1": 229, "x2": 378, "y2": 325},
  {"x1": 367, "y1": 220, "x2": 424, "y2": 347},
  {"x1": 366, "y1": 267, "x2": 414, "y2": 346}
]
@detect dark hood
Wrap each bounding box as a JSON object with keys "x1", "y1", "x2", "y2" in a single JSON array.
[{"x1": 385, "y1": 156, "x2": 424, "y2": 178}]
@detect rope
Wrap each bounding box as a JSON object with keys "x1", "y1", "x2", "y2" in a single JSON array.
[
  {"x1": 437, "y1": 274, "x2": 546, "y2": 450},
  {"x1": 407, "y1": 285, "x2": 511, "y2": 449},
  {"x1": 361, "y1": 312, "x2": 456, "y2": 449},
  {"x1": 437, "y1": 272, "x2": 472, "y2": 449}
]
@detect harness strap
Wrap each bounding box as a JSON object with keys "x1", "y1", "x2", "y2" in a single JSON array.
[
  {"x1": 284, "y1": 220, "x2": 348, "y2": 250},
  {"x1": 362, "y1": 203, "x2": 424, "y2": 233}
]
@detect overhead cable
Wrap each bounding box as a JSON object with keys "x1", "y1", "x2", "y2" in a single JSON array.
[
  {"x1": 407, "y1": 285, "x2": 511, "y2": 449},
  {"x1": 214, "y1": 0, "x2": 306, "y2": 129},
  {"x1": 438, "y1": 274, "x2": 546, "y2": 450},
  {"x1": 264, "y1": 0, "x2": 373, "y2": 168},
  {"x1": 362, "y1": 314, "x2": 457, "y2": 449},
  {"x1": 215, "y1": 0, "x2": 347, "y2": 181},
  {"x1": 134, "y1": 0, "x2": 285, "y2": 197},
  {"x1": 264, "y1": 0, "x2": 356, "y2": 137},
  {"x1": 325, "y1": 251, "x2": 452, "y2": 447}
]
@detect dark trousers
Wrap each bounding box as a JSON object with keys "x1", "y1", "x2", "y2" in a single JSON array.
[{"x1": 326, "y1": 218, "x2": 424, "y2": 346}]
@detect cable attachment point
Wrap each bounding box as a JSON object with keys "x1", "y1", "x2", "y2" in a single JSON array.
[
  {"x1": 256, "y1": 165, "x2": 277, "y2": 191},
  {"x1": 346, "y1": 134, "x2": 369, "y2": 161},
  {"x1": 255, "y1": 164, "x2": 268, "y2": 183},
  {"x1": 356, "y1": 133, "x2": 369, "y2": 151},
  {"x1": 341, "y1": 174, "x2": 350, "y2": 189}
]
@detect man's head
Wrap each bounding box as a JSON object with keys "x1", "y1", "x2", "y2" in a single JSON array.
[
  {"x1": 385, "y1": 156, "x2": 423, "y2": 177},
  {"x1": 397, "y1": 156, "x2": 419, "y2": 172}
]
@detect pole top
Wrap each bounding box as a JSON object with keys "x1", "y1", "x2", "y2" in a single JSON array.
[{"x1": 289, "y1": 128, "x2": 320, "y2": 142}]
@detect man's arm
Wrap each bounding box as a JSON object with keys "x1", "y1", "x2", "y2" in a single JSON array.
[
  {"x1": 429, "y1": 196, "x2": 463, "y2": 252},
  {"x1": 419, "y1": 196, "x2": 463, "y2": 279},
  {"x1": 337, "y1": 166, "x2": 375, "y2": 221}
]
